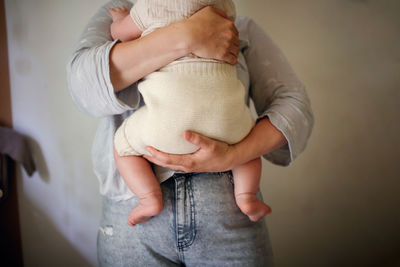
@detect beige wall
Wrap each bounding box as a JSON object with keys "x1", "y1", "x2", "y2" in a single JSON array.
[
  {"x1": 5, "y1": 0, "x2": 400, "y2": 266},
  {"x1": 5, "y1": 1, "x2": 109, "y2": 266},
  {"x1": 234, "y1": 0, "x2": 400, "y2": 266}
]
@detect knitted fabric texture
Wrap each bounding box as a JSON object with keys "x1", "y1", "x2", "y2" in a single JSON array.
[
  {"x1": 115, "y1": 0, "x2": 252, "y2": 156},
  {"x1": 114, "y1": 62, "x2": 254, "y2": 156}
]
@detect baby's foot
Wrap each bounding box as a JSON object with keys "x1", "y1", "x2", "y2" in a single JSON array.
[
  {"x1": 108, "y1": 6, "x2": 129, "y2": 22},
  {"x1": 128, "y1": 191, "x2": 163, "y2": 226},
  {"x1": 235, "y1": 193, "x2": 271, "y2": 222}
]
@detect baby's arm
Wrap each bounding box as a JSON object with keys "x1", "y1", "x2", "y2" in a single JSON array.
[{"x1": 108, "y1": 6, "x2": 142, "y2": 42}]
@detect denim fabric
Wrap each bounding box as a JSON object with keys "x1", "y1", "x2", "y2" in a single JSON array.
[{"x1": 97, "y1": 171, "x2": 274, "y2": 266}]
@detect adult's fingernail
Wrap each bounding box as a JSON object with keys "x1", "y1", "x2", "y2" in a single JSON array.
[{"x1": 186, "y1": 132, "x2": 192, "y2": 141}]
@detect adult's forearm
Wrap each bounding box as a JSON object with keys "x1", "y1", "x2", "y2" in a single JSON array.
[
  {"x1": 110, "y1": 6, "x2": 240, "y2": 92},
  {"x1": 144, "y1": 117, "x2": 288, "y2": 173},
  {"x1": 110, "y1": 22, "x2": 190, "y2": 92},
  {"x1": 238, "y1": 17, "x2": 313, "y2": 165},
  {"x1": 231, "y1": 118, "x2": 288, "y2": 167}
]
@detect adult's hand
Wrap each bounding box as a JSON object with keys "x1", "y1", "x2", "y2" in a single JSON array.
[
  {"x1": 183, "y1": 6, "x2": 240, "y2": 65},
  {"x1": 144, "y1": 118, "x2": 288, "y2": 173},
  {"x1": 144, "y1": 131, "x2": 237, "y2": 173},
  {"x1": 110, "y1": 6, "x2": 239, "y2": 91}
]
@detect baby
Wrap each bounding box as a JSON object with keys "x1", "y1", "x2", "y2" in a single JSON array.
[{"x1": 109, "y1": 0, "x2": 271, "y2": 226}]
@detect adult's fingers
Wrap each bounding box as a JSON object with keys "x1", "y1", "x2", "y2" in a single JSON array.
[
  {"x1": 184, "y1": 131, "x2": 214, "y2": 149},
  {"x1": 144, "y1": 147, "x2": 195, "y2": 172},
  {"x1": 212, "y1": 7, "x2": 230, "y2": 20},
  {"x1": 230, "y1": 22, "x2": 239, "y2": 35},
  {"x1": 226, "y1": 54, "x2": 237, "y2": 65},
  {"x1": 230, "y1": 43, "x2": 240, "y2": 57}
]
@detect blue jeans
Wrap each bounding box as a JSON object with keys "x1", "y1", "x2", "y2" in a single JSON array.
[{"x1": 97, "y1": 172, "x2": 274, "y2": 266}]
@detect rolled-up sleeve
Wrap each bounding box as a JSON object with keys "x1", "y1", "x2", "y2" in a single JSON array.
[
  {"x1": 66, "y1": 0, "x2": 140, "y2": 117},
  {"x1": 238, "y1": 17, "x2": 314, "y2": 166}
]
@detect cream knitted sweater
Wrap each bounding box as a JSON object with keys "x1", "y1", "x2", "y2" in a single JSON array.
[{"x1": 114, "y1": 0, "x2": 255, "y2": 156}]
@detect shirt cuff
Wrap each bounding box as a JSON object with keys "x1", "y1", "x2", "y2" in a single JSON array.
[{"x1": 257, "y1": 110, "x2": 293, "y2": 166}]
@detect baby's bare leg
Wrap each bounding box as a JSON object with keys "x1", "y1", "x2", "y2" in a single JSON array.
[
  {"x1": 114, "y1": 147, "x2": 163, "y2": 226},
  {"x1": 232, "y1": 157, "x2": 271, "y2": 222}
]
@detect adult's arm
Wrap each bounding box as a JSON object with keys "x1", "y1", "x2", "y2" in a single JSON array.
[
  {"x1": 110, "y1": 6, "x2": 239, "y2": 91},
  {"x1": 144, "y1": 17, "x2": 314, "y2": 172},
  {"x1": 145, "y1": 119, "x2": 287, "y2": 173},
  {"x1": 240, "y1": 17, "x2": 314, "y2": 166},
  {"x1": 67, "y1": 0, "x2": 239, "y2": 117}
]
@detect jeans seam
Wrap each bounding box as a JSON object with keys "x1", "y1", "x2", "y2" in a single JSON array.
[
  {"x1": 181, "y1": 177, "x2": 196, "y2": 249},
  {"x1": 173, "y1": 176, "x2": 181, "y2": 258},
  {"x1": 174, "y1": 175, "x2": 196, "y2": 252}
]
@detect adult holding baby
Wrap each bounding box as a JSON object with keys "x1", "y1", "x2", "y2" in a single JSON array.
[{"x1": 67, "y1": 0, "x2": 313, "y2": 266}]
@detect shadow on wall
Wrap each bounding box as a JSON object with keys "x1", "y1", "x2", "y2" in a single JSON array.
[
  {"x1": 26, "y1": 136, "x2": 49, "y2": 183},
  {"x1": 18, "y1": 190, "x2": 93, "y2": 267}
]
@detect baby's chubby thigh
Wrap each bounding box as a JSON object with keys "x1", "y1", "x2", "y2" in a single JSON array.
[
  {"x1": 124, "y1": 105, "x2": 199, "y2": 155},
  {"x1": 132, "y1": 71, "x2": 213, "y2": 155},
  {"x1": 144, "y1": 108, "x2": 200, "y2": 154}
]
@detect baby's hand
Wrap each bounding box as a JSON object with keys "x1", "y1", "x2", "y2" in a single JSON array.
[{"x1": 108, "y1": 6, "x2": 129, "y2": 22}]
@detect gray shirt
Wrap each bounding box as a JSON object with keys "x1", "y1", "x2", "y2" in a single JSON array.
[{"x1": 67, "y1": 0, "x2": 314, "y2": 201}]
